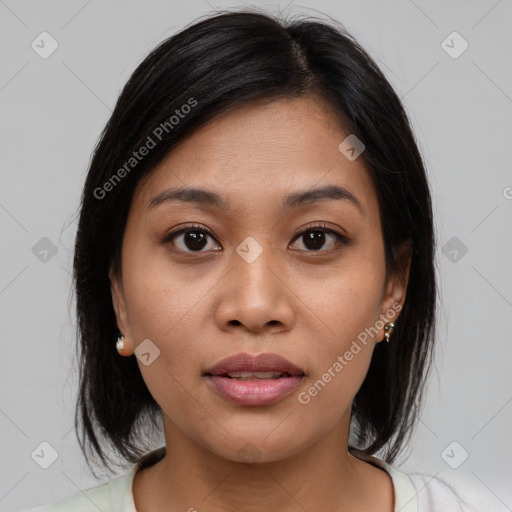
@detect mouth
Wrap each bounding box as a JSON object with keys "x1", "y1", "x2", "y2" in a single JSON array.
[
  {"x1": 204, "y1": 352, "x2": 306, "y2": 378},
  {"x1": 208, "y1": 370, "x2": 302, "y2": 380},
  {"x1": 203, "y1": 352, "x2": 306, "y2": 406}
]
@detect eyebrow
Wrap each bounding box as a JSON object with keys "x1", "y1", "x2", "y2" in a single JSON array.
[{"x1": 148, "y1": 184, "x2": 364, "y2": 215}]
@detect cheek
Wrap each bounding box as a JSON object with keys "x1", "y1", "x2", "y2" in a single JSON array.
[
  {"x1": 125, "y1": 280, "x2": 208, "y2": 431},
  {"x1": 298, "y1": 323, "x2": 376, "y2": 410},
  {"x1": 124, "y1": 268, "x2": 208, "y2": 379},
  {"x1": 120, "y1": 249, "x2": 209, "y2": 406},
  {"x1": 292, "y1": 258, "x2": 384, "y2": 411},
  {"x1": 122, "y1": 238, "x2": 210, "y2": 341},
  {"x1": 296, "y1": 256, "x2": 385, "y2": 346}
]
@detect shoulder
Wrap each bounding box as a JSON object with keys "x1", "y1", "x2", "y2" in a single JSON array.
[
  {"x1": 23, "y1": 485, "x2": 110, "y2": 512},
  {"x1": 359, "y1": 455, "x2": 478, "y2": 512},
  {"x1": 408, "y1": 473, "x2": 476, "y2": 511},
  {"x1": 23, "y1": 470, "x2": 135, "y2": 512}
]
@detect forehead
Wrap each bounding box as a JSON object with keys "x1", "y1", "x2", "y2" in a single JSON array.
[{"x1": 133, "y1": 96, "x2": 379, "y2": 220}]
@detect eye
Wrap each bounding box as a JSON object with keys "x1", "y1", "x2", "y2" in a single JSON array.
[
  {"x1": 162, "y1": 222, "x2": 348, "y2": 255},
  {"x1": 289, "y1": 223, "x2": 348, "y2": 253},
  {"x1": 162, "y1": 224, "x2": 220, "y2": 253}
]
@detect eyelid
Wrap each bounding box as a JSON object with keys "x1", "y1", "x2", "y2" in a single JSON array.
[{"x1": 290, "y1": 221, "x2": 347, "y2": 241}]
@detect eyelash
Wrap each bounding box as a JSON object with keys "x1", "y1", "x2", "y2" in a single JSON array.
[{"x1": 161, "y1": 222, "x2": 349, "y2": 256}]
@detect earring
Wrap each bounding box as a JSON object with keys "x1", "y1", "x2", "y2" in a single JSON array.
[
  {"x1": 116, "y1": 335, "x2": 125, "y2": 354},
  {"x1": 383, "y1": 322, "x2": 394, "y2": 343}
]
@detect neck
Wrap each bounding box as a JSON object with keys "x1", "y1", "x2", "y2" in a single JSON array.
[{"x1": 132, "y1": 414, "x2": 394, "y2": 512}]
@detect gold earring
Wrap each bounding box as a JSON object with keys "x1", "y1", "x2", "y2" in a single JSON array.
[
  {"x1": 116, "y1": 335, "x2": 125, "y2": 354},
  {"x1": 383, "y1": 322, "x2": 394, "y2": 343}
]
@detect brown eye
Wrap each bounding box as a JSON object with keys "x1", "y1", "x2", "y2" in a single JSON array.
[
  {"x1": 163, "y1": 224, "x2": 221, "y2": 253},
  {"x1": 162, "y1": 222, "x2": 348, "y2": 256},
  {"x1": 290, "y1": 224, "x2": 348, "y2": 253}
]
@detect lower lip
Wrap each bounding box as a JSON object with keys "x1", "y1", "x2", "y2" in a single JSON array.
[{"x1": 205, "y1": 375, "x2": 304, "y2": 406}]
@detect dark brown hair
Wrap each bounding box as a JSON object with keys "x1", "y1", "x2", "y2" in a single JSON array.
[{"x1": 72, "y1": 8, "x2": 436, "y2": 477}]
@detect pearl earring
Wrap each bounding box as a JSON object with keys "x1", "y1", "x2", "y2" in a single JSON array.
[{"x1": 116, "y1": 335, "x2": 125, "y2": 354}]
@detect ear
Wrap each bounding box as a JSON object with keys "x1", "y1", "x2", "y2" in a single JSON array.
[
  {"x1": 378, "y1": 240, "x2": 412, "y2": 338},
  {"x1": 109, "y1": 267, "x2": 133, "y2": 356}
]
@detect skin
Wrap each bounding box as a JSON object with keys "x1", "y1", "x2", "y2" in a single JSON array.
[{"x1": 110, "y1": 95, "x2": 411, "y2": 512}]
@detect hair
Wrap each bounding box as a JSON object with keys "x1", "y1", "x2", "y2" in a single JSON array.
[{"x1": 72, "y1": 7, "x2": 437, "y2": 477}]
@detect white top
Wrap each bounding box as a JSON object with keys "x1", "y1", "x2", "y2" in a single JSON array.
[{"x1": 25, "y1": 447, "x2": 476, "y2": 511}]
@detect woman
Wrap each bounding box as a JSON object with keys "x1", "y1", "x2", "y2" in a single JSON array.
[{"x1": 27, "y1": 8, "x2": 475, "y2": 512}]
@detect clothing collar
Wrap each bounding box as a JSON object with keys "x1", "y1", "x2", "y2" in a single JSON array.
[
  {"x1": 118, "y1": 447, "x2": 418, "y2": 512},
  {"x1": 356, "y1": 453, "x2": 419, "y2": 512}
]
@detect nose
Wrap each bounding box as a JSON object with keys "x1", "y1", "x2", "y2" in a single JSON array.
[{"x1": 214, "y1": 245, "x2": 295, "y2": 334}]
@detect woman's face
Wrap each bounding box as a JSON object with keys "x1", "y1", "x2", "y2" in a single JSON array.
[{"x1": 110, "y1": 96, "x2": 409, "y2": 463}]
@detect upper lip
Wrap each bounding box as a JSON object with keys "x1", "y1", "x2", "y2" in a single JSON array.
[{"x1": 205, "y1": 352, "x2": 306, "y2": 377}]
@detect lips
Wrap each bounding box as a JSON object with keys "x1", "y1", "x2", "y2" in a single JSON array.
[
  {"x1": 223, "y1": 370, "x2": 289, "y2": 380},
  {"x1": 204, "y1": 352, "x2": 306, "y2": 406},
  {"x1": 205, "y1": 352, "x2": 306, "y2": 378}
]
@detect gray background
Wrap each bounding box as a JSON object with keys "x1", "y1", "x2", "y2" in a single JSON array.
[{"x1": 1, "y1": 0, "x2": 511, "y2": 510}]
